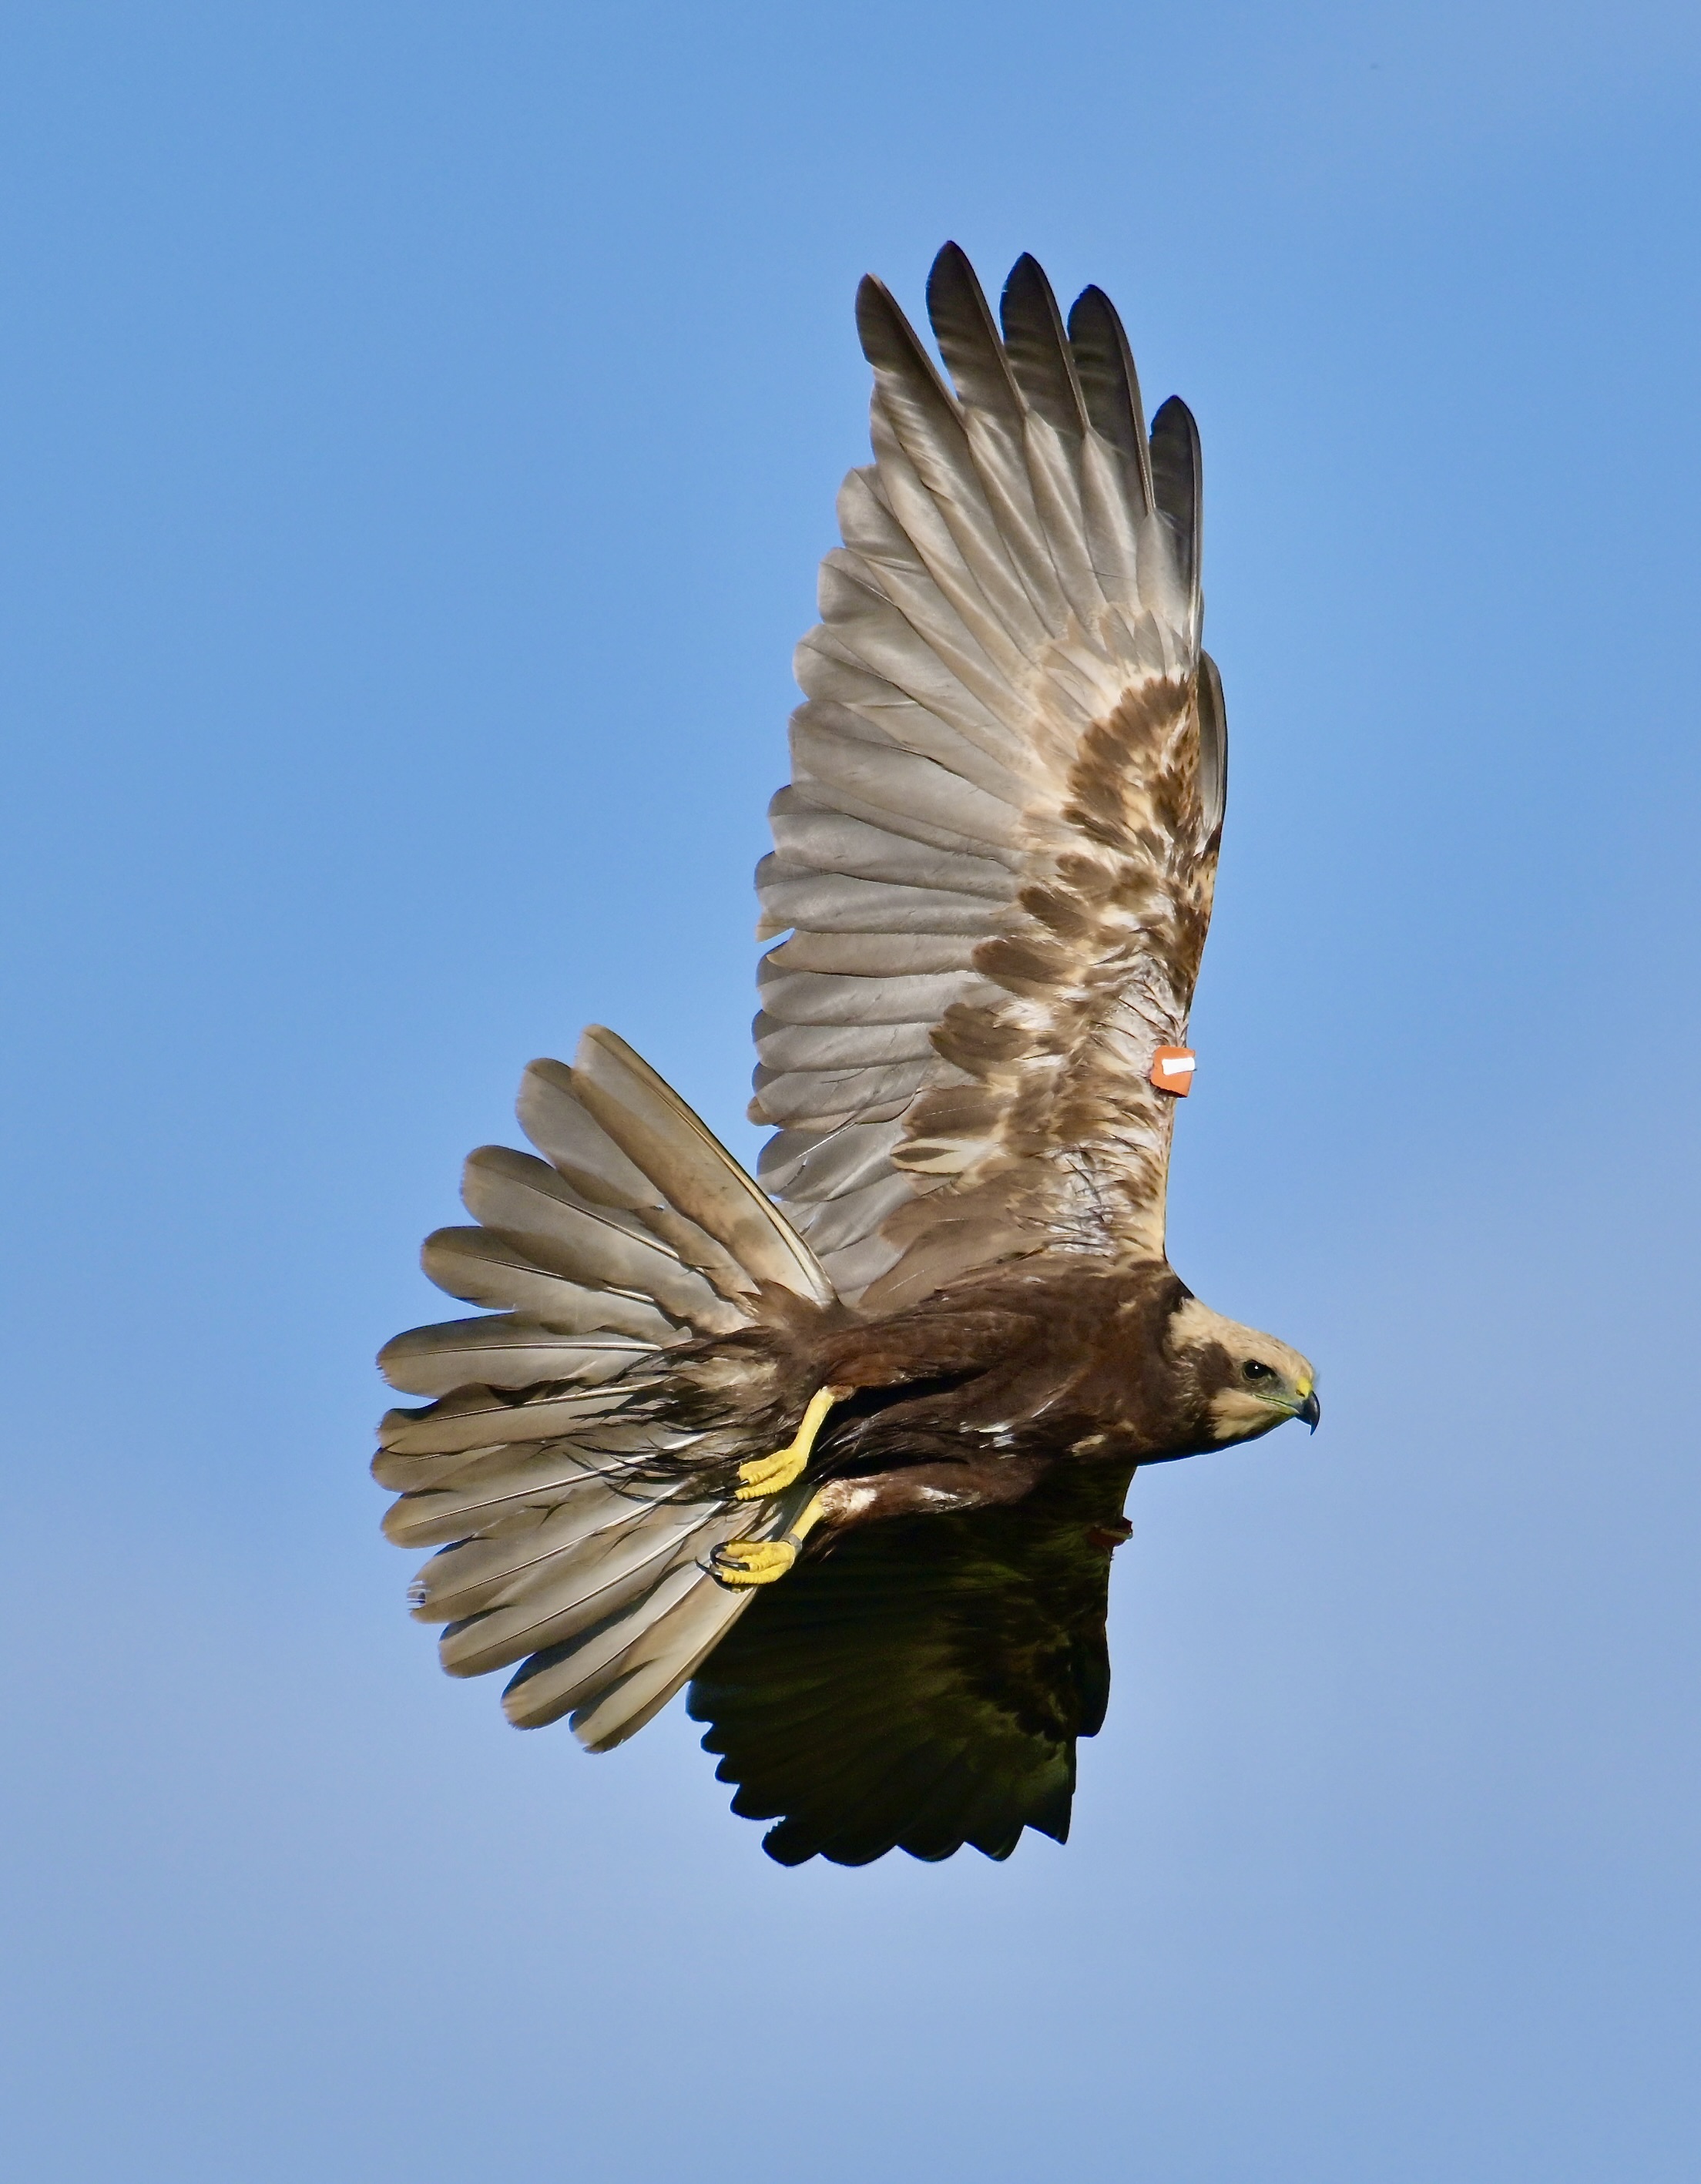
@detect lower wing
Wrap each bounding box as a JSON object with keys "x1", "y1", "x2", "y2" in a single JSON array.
[{"x1": 687, "y1": 1458, "x2": 1139, "y2": 1865}]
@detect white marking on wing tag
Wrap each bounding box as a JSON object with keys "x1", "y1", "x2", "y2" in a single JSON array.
[{"x1": 1157, "y1": 1055, "x2": 1196, "y2": 1074}]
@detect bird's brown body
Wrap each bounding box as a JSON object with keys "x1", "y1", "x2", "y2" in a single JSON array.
[
  {"x1": 700, "y1": 1259, "x2": 1250, "y2": 1535},
  {"x1": 375, "y1": 244, "x2": 1318, "y2": 1865}
]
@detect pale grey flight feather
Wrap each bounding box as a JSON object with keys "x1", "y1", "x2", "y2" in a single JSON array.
[{"x1": 751, "y1": 243, "x2": 1226, "y2": 1307}]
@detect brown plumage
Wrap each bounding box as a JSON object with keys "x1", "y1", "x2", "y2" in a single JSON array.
[{"x1": 375, "y1": 245, "x2": 1317, "y2": 1864}]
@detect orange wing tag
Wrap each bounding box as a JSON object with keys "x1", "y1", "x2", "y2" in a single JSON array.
[{"x1": 1149, "y1": 1045, "x2": 1196, "y2": 1096}]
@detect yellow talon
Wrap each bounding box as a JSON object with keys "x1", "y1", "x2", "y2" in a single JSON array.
[
  {"x1": 709, "y1": 1494, "x2": 828, "y2": 1589},
  {"x1": 710, "y1": 1537, "x2": 800, "y2": 1588},
  {"x1": 733, "y1": 1448, "x2": 809, "y2": 1500},
  {"x1": 734, "y1": 1386, "x2": 843, "y2": 1501}
]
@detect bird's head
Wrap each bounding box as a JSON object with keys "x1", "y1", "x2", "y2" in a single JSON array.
[{"x1": 1166, "y1": 1295, "x2": 1320, "y2": 1444}]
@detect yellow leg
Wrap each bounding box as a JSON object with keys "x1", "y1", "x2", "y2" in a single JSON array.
[
  {"x1": 710, "y1": 1495, "x2": 827, "y2": 1588},
  {"x1": 734, "y1": 1385, "x2": 844, "y2": 1501}
]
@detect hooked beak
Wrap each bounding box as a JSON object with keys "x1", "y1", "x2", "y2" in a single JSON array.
[{"x1": 1295, "y1": 1389, "x2": 1321, "y2": 1433}]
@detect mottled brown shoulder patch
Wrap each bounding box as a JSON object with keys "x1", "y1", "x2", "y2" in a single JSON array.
[{"x1": 857, "y1": 663, "x2": 1223, "y2": 1311}]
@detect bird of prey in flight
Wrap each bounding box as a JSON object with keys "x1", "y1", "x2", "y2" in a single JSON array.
[{"x1": 375, "y1": 243, "x2": 1319, "y2": 1867}]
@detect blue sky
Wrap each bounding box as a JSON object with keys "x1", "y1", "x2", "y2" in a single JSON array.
[{"x1": 3, "y1": 5, "x2": 1699, "y2": 2179}]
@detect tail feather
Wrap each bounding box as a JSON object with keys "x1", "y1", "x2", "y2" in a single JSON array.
[
  {"x1": 564, "y1": 1563, "x2": 779, "y2": 1751},
  {"x1": 383, "y1": 1451, "x2": 658, "y2": 1548},
  {"x1": 500, "y1": 1479, "x2": 820, "y2": 1745},
  {"x1": 377, "y1": 1028, "x2": 835, "y2": 1753},
  {"x1": 513, "y1": 1055, "x2": 663, "y2": 1209},
  {"x1": 459, "y1": 1145, "x2": 746, "y2": 1334},
  {"x1": 439, "y1": 1508, "x2": 721, "y2": 1679},
  {"x1": 374, "y1": 1379, "x2": 663, "y2": 1472},
  {"x1": 378, "y1": 1317, "x2": 659, "y2": 1399},
  {"x1": 419, "y1": 1227, "x2": 679, "y2": 1343},
  {"x1": 570, "y1": 1028, "x2": 835, "y2": 1307},
  {"x1": 518, "y1": 1057, "x2": 759, "y2": 1305},
  {"x1": 407, "y1": 1484, "x2": 700, "y2": 1625}
]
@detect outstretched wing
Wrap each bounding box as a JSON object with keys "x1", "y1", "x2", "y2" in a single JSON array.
[
  {"x1": 753, "y1": 244, "x2": 1226, "y2": 1310},
  {"x1": 687, "y1": 1461, "x2": 1138, "y2": 1866}
]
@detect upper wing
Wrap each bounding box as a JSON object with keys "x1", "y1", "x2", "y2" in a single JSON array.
[
  {"x1": 753, "y1": 245, "x2": 1227, "y2": 1310},
  {"x1": 686, "y1": 1461, "x2": 1138, "y2": 1866}
]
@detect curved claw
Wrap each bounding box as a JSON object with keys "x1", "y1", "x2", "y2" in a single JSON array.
[
  {"x1": 707, "y1": 1493, "x2": 828, "y2": 1591},
  {"x1": 733, "y1": 1446, "x2": 809, "y2": 1501},
  {"x1": 710, "y1": 1537, "x2": 799, "y2": 1589}
]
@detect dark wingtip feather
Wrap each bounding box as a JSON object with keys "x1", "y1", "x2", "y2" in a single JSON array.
[
  {"x1": 1028, "y1": 1776, "x2": 1074, "y2": 1844},
  {"x1": 855, "y1": 269, "x2": 961, "y2": 421},
  {"x1": 925, "y1": 240, "x2": 1019, "y2": 421},
  {"x1": 1149, "y1": 393, "x2": 1203, "y2": 611},
  {"x1": 1001, "y1": 250, "x2": 1047, "y2": 299},
  {"x1": 1066, "y1": 283, "x2": 1153, "y2": 508},
  {"x1": 854, "y1": 272, "x2": 900, "y2": 368},
  {"x1": 998, "y1": 253, "x2": 1088, "y2": 436},
  {"x1": 975, "y1": 1825, "x2": 1024, "y2": 1861},
  {"x1": 762, "y1": 1817, "x2": 822, "y2": 1867}
]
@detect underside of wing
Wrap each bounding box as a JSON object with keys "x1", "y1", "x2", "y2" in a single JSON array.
[
  {"x1": 687, "y1": 1462, "x2": 1138, "y2": 1866},
  {"x1": 753, "y1": 245, "x2": 1228, "y2": 1310}
]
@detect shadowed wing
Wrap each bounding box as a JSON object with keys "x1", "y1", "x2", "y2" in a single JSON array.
[
  {"x1": 686, "y1": 1462, "x2": 1137, "y2": 1866},
  {"x1": 753, "y1": 245, "x2": 1227, "y2": 1310}
]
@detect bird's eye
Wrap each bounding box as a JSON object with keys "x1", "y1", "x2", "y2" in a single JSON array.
[{"x1": 1242, "y1": 1360, "x2": 1273, "y2": 1381}]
